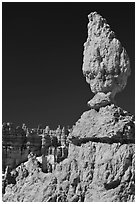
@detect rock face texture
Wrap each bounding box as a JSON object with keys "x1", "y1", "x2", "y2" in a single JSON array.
[
  {"x1": 2, "y1": 12, "x2": 134, "y2": 202},
  {"x1": 2, "y1": 124, "x2": 28, "y2": 171},
  {"x1": 2, "y1": 124, "x2": 69, "y2": 172},
  {"x1": 2, "y1": 124, "x2": 41, "y2": 171},
  {"x1": 70, "y1": 104, "x2": 134, "y2": 142},
  {"x1": 3, "y1": 121, "x2": 135, "y2": 201},
  {"x1": 83, "y1": 12, "x2": 130, "y2": 100}
]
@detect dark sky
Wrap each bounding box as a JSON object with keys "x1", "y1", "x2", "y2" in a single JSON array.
[{"x1": 2, "y1": 2, "x2": 135, "y2": 129}]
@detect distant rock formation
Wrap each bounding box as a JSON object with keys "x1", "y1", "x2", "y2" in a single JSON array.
[
  {"x1": 2, "y1": 12, "x2": 134, "y2": 202},
  {"x1": 2, "y1": 123, "x2": 28, "y2": 171},
  {"x1": 2, "y1": 123, "x2": 69, "y2": 172}
]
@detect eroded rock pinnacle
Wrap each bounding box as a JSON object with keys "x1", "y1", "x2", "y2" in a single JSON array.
[
  {"x1": 82, "y1": 12, "x2": 131, "y2": 107},
  {"x1": 2, "y1": 11, "x2": 134, "y2": 202}
]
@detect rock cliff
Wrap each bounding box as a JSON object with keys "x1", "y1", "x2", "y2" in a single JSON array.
[
  {"x1": 2, "y1": 12, "x2": 135, "y2": 202},
  {"x1": 3, "y1": 105, "x2": 135, "y2": 202},
  {"x1": 2, "y1": 124, "x2": 69, "y2": 172}
]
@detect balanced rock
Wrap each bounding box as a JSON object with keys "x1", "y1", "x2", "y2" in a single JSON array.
[
  {"x1": 2, "y1": 12, "x2": 134, "y2": 202},
  {"x1": 87, "y1": 92, "x2": 113, "y2": 109},
  {"x1": 82, "y1": 12, "x2": 130, "y2": 100}
]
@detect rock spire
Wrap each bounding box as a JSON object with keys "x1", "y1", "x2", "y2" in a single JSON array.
[{"x1": 82, "y1": 12, "x2": 131, "y2": 109}]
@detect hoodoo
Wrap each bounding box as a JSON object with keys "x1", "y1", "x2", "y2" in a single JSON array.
[{"x1": 3, "y1": 12, "x2": 134, "y2": 202}]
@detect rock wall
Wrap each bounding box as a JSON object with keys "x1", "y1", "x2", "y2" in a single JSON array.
[
  {"x1": 2, "y1": 124, "x2": 69, "y2": 172},
  {"x1": 3, "y1": 130, "x2": 135, "y2": 202}
]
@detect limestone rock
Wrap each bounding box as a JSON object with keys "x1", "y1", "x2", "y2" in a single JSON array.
[
  {"x1": 82, "y1": 12, "x2": 130, "y2": 98},
  {"x1": 87, "y1": 92, "x2": 113, "y2": 110},
  {"x1": 68, "y1": 141, "x2": 135, "y2": 202},
  {"x1": 69, "y1": 104, "x2": 134, "y2": 143},
  {"x1": 2, "y1": 12, "x2": 134, "y2": 202},
  {"x1": 3, "y1": 139, "x2": 135, "y2": 202},
  {"x1": 3, "y1": 104, "x2": 135, "y2": 202}
]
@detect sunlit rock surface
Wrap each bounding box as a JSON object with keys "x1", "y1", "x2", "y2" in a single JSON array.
[
  {"x1": 69, "y1": 104, "x2": 134, "y2": 142},
  {"x1": 82, "y1": 12, "x2": 130, "y2": 99},
  {"x1": 2, "y1": 12, "x2": 134, "y2": 202}
]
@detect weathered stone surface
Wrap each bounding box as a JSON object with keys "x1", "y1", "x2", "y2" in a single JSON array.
[
  {"x1": 87, "y1": 92, "x2": 113, "y2": 109},
  {"x1": 3, "y1": 139, "x2": 135, "y2": 202},
  {"x1": 2, "y1": 12, "x2": 134, "y2": 202},
  {"x1": 3, "y1": 102, "x2": 135, "y2": 202},
  {"x1": 82, "y1": 12, "x2": 130, "y2": 99},
  {"x1": 2, "y1": 124, "x2": 68, "y2": 171},
  {"x1": 70, "y1": 104, "x2": 134, "y2": 142}
]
